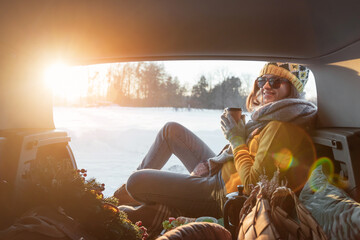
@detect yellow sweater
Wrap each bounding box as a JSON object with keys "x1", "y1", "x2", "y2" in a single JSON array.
[{"x1": 221, "y1": 121, "x2": 315, "y2": 194}]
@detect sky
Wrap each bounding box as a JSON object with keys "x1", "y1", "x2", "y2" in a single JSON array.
[
  {"x1": 44, "y1": 60, "x2": 317, "y2": 101},
  {"x1": 160, "y1": 60, "x2": 316, "y2": 99},
  {"x1": 160, "y1": 60, "x2": 266, "y2": 87}
]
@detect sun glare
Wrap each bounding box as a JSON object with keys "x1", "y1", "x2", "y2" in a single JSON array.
[{"x1": 44, "y1": 62, "x2": 89, "y2": 102}]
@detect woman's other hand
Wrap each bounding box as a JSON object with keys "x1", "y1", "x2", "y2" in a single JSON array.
[{"x1": 221, "y1": 111, "x2": 246, "y2": 149}]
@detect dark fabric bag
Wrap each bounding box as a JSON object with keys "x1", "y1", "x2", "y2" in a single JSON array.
[{"x1": 0, "y1": 206, "x2": 96, "y2": 240}]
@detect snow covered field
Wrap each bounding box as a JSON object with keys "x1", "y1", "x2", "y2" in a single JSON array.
[{"x1": 53, "y1": 106, "x2": 232, "y2": 196}]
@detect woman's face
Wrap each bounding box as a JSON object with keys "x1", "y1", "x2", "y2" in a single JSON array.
[{"x1": 260, "y1": 74, "x2": 291, "y2": 104}]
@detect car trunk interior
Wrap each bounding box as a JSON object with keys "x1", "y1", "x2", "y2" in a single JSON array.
[{"x1": 0, "y1": 0, "x2": 360, "y2": 225}]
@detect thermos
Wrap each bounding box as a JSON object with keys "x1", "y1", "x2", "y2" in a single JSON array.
[{"x1": 223, "y1": 185, "x2": 247, "y2": 239}]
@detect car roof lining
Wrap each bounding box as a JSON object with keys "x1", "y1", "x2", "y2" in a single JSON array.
[
  {"x1": 1, "y1": 0, "x2": 360, "y2": 65},
  {"x1": 1, "y1": 0, "x2": 360, "y2": 130}
]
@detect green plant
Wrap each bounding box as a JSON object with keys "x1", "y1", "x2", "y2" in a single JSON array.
[{"x1": 21, "y1": 155, "x2": 147, "y2": 240}]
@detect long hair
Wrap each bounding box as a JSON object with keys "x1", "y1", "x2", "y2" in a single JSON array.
[{"x1": 246, "y1": 80, "x2": 301, "y2": 112}]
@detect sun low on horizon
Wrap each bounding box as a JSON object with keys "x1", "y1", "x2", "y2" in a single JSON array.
[
  {"x1": 43, "y1": 61, "x2": 113, "y2": 104},
  {"x1": 43, "y1": 62, "x2": 89, "y2": 101}
]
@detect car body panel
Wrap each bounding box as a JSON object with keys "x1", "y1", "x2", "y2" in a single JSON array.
[
  {"x1": 1, "y1": 0, "x2": 360, "y2": 64},
  {"x1": 0, "y1": 0, "x2": 359, "y2": 203}
]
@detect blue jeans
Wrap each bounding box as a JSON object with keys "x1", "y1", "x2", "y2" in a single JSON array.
[{"x1": 127, "y1": 122, "x2": 226, "y2": 218}]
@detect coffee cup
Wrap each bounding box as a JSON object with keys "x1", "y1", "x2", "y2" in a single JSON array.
[{"x1": 226, "y1": 107, "x2": 243, "y2": 123}]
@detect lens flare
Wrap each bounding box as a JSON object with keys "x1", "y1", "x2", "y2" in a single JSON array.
[
  {"x1": 308, "y1": 157, "x2": 335, "y2": 192},
  {"x1": 273, "y1": 148, "x2": 296, "y2": 171},
  {"x1": 309, "y1": 157, "x2": 334, "y2": 176}
]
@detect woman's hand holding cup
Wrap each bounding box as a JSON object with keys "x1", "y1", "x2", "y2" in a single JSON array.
[
  {"x1": 221, "y1": 107, "x2": 246, "y2": 149},
  {"x1": 226, "y1": 107, "x2": 245, "y2": 124}
]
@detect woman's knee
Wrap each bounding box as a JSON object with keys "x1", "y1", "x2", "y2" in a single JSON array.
[
  {"x1": 127, "y1": 170, "x2": 157, "y2": 196},
  {"x1": 161, "y1": 122, "x2": 185, "y2": 140},
  {"x1": 127, "y1": 171, "x2": 144, "y2": 194}
]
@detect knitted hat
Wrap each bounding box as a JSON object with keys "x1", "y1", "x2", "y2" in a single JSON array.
[{"x1": 259, "y1": 62, "x2": 309, "y2": 92}]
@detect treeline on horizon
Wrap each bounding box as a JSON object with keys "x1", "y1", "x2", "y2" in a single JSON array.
[{"x1": 56, "y1": 62, "x2": 253, "y2": 110}]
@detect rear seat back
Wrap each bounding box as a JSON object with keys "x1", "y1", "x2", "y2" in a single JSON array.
[{"x1": 311, "y1": 128, "x2": 360, "y2": 202}]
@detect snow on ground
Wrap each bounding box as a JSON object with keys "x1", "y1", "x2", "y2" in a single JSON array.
[{"x1": 53, "y1": 106, "x2": 231, "y2": 196}]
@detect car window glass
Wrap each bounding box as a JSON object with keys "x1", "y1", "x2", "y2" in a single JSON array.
[{"x1": 45, "y1": 60, "x2": 317, "y2": 196}]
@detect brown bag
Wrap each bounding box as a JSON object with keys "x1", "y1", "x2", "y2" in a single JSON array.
[{"x1": 237, "y1": 185, "x2": 327, "y2": 240}]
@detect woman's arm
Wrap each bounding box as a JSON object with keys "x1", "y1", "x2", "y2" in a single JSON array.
[{"x1": 232, "y1": 121, "x2": 308, "y2": 194}]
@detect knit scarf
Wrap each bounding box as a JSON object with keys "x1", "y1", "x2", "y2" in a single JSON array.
[
  {"x1": 245, "y1": 98, "x2": 318, "y2": 141},
  {"x1": 206, "y1": 99, "x2": 317, "y2": 176}
]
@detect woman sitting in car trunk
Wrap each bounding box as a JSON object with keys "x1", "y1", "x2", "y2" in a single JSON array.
[{"x1": 114, "y1": 62, "x2": 317, "y2": 236}]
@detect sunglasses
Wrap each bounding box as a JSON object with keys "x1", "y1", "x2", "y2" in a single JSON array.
[{"x1": 256, "y1": 76, "x2": 290, "y2": 89}]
